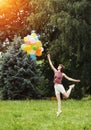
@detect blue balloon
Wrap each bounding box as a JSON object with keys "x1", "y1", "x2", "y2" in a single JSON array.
[{"x1": 30, "y1": 54, "x2": 36, "y2": 60}]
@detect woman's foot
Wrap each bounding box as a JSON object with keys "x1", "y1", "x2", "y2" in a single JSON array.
[{"x1": 56, "y1": 110, "x2": 62, "y2": 117}]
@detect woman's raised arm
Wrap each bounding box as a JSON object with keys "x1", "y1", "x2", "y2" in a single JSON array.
[{"x1": 47, "y1": 54, "x2": 57, "y2": 72}]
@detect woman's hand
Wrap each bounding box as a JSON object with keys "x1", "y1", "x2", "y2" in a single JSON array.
[
  {"x1": 47, "y1": 53, "x2": 57, "y2": 72},
  {"x1": 47, "y1": 54, "x2": 50, "y2": 59},
  {"x1": 76, "y1": 80, "x2": 81, "y2": 83}
]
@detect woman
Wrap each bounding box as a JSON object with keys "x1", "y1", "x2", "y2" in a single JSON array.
[{"x1": 47, "y1": 54, "x2": 80, "y2": 116}]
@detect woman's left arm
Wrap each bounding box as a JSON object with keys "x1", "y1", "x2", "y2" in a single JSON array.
[{"x1": 62, "y1": 73, "x2": 80, "y2": 82}]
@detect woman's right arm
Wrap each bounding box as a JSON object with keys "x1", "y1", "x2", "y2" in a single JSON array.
[{"x1": 47, "y1": 54, "x2": 57, "y2": 72}]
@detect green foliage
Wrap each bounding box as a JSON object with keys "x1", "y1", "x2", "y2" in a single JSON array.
[
  {"x1": 0, "y1": 0, "x2": 90, "y2": 99},
  {"x1": 0, "y1": 36, "x2": 43, "y2": 100},
  {"x1": 0, "y1": 0, "x2": 30, "y2": 51},
  {"x1": 27, "y1": 0, "x2": 91, "y2": 98}
]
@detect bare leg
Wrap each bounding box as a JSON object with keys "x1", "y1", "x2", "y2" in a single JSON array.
[
  {"x1": 56, "y1": 93, "x2": 62, "y2": 116},
  {"x1": 63, "y1": 84, "x2": 75, "y2": 99}
]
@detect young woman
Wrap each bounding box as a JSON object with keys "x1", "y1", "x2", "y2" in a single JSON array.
[{"x1": 47, "y1": 54, "x2": 80, "y2": 116}]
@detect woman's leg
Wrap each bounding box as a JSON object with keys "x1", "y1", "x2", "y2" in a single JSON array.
[
  {"x1": 63, "y1": 84, "x2": 75, "y2": 99},
  {"x1": 56, "y1": 93, "x2": 62, "y2": 116}
]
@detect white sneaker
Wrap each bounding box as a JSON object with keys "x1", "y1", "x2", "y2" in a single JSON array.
[
  {"x1": 69, "y1": 84, "x2": 75, "y2": 89},
  {"x1": 56, "y1": 111, "x2": 62, "y2": 117}
]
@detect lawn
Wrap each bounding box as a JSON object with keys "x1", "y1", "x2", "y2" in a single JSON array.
[{"x1": 0, "y1": 99, "x2": 91, "y2": 130}]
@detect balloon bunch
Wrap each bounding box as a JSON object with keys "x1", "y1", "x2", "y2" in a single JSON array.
[{"x1": 21, "y1": 32, "x2": 44, "y2": 60}]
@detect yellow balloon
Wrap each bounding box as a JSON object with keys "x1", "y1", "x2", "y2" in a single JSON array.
[
  {"x1": 27, "y1": 45, "x2": 32, "y2": 49},
  {"x1": 31, "y1": 33, "x2": 37, "y2": 38},
  {"x1": 24, "y1": 37, "x2": 28, "y2": 41},
  {"x1": 23, "y1": 45, "x2": 31, "y2": 51},
  {"x1": 27, "y1": 49, "x2": 31, "y2": 55}
]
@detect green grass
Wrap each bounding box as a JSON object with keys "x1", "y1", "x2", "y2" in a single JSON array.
[{"x1": 0, "y1": 99, "x2": 91, "y2": 130}]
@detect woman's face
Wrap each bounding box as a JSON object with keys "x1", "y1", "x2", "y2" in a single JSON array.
[{"x1": 57, "y1": 65, "x2": 62, "y2": 71}]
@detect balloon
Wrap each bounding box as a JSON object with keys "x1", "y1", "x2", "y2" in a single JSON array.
[
  {"x1": 36, "y1": 48, "x2": 42, "y2": 56},
  {"x1": 25, "y1": 40, "x2": 30, "y2": 44},
  {"x1": 21, "y1": 31, "x2": 44, "y2": 59},
  {"x1": 31, "y1": 33, "x2": 37, "y2": 38},
  {"x1": 24, "y1": 37, "x2": 28, "y2": 41},
  {"x1": 23, "y1": 45, "x2": 31, "y2": 51},
  {"x1": 26, "y1": 46, "x2": 32, "y2": 54},
  {"x1": 32, "y1": 45, "x2": 37, "y2": 50},
  {"x1": 21, "y1": 44, "x2": 26, "y2": 50},
  {"x1": 35, "y1": 37, "x2": 39, "y2": 41},
  {"x1": 30, "y1": 50, "x2": 35, "y2": 55},
  {"x1": 27, "y1": 50, "x2": 31, "y2": 55},
  {"x1": 36, "y1": 41, "x2": 42, "y2": 48},
  {"x1": 40, "y1": 47, "x2": 44, "y2": 52},
  {"x1": 30, "y1": 54, "x2": 36, "y2": 60},
  {"x1": 29, "y1": 36, "x2": 36, "y2": 43}
]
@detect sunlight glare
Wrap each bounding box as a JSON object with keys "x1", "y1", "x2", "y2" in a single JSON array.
[{"x1": 0, "y1": 0, "x2": 9, "y2": 8}]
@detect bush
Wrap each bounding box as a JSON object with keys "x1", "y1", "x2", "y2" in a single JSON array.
[{"x1": 0, "y1": 36, "x2": 42, "y2": 100}]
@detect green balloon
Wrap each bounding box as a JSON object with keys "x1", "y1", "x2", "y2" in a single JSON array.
[
  {"x1": 32, "y1": 45, "x2": 37, "y2": 50},
  {"x1": 21, "y1": 44, "x2": 26, "y2": 50}
]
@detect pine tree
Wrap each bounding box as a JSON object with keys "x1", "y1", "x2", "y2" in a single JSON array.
[{"x1": 0, "y1": 36, "x2": 42, "y2": 100}]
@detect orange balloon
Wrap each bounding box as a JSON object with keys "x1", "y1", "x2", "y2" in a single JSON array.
[
  {"x1": 36, "y1": 41, "x2": 42, "y2": 48},
  {"x1": 36, "y1": 49, "x2": 42, "y2": 56}
]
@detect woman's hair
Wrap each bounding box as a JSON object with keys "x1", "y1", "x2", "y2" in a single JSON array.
[{"x1": 59, "y1": 64, "x2": 65, "y2": 72}]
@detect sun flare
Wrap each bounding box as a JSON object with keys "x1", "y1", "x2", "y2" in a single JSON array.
[{"x1": 0, "y1": 0, "x2": 9, "y2": 8}]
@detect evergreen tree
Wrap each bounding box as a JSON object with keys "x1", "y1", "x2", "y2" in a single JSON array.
[{"x1": 0, "y1": 36, "x2": 42, "y2": 100}]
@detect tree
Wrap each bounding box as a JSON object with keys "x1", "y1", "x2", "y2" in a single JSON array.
[
  {"x1": 0, "y1": 36, "x2": 42, "y2": 99},
  {"x1": 0, "y1": 0, "x2": 90, "y2": 99},
  {"x1": 0, "y1": 0, "x2": 30, "y2": 52},
  {"x1": 27, "y1": 0, "x2": 91, "y2": 98}
]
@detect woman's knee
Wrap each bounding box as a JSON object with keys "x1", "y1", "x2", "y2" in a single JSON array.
[{"x1": 63, "y1": 93, "x2": 69, "y2": 99}]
